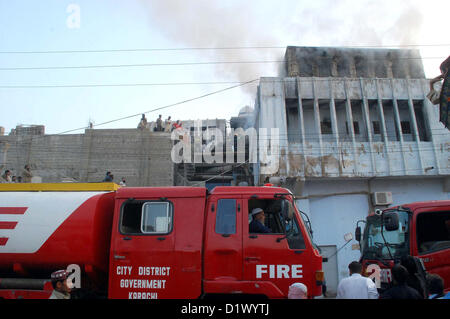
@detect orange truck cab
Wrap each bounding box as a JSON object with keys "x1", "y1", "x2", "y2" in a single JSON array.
[{"x1": 0, "y1": 183, "x2": 323, "y2": 299}]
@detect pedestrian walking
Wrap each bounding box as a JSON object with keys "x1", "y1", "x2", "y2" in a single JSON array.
[{"x1": 336, "y1": 261, "x2": 378, "y2": 299}]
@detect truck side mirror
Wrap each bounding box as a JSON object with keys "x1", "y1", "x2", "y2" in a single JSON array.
[
  {"x1": 383, "y1": 212, "x2": 399, "y2": 231},
  {"x1": 355, "y1": 226, "x2": 361, "y2": 242}
]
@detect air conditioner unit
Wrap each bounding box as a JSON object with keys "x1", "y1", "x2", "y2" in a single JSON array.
[{"x1": 372, "y1": 192, "x2": 393, "y2": 206}]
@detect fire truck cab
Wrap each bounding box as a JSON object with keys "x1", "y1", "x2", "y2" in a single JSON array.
[
  {"x1": 109, "y1": 186, "x2": 323, "y2": 299},
  {"x1": 355, "y1": 200, "x2": 450, "y2": 293}
]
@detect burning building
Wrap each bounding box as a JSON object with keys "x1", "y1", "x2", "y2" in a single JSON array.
[{"x1": 252, "y1": 46, "x2": 450, "y2": 295}]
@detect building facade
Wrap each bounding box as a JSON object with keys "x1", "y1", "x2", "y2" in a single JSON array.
[
  {"x1": 253, "y1": 46, "x2": 450, "y2": 295},
  {"x1": 0, "y1": 126, "x2": 174, "y2": 186},
  {"x1": 172, "y1": 117, "x2": 254, "y2": 190}
]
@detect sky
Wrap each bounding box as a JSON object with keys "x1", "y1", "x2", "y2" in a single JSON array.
[{"x1": 0, "y1": 0, "x2": 449, "y2": 135}]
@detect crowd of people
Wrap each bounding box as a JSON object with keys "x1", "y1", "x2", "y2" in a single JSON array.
[
  {"x1": 249, "y1": 208, "x2": 450, "y2": 300},
  {"x1": 1, "y1": 168, "x2": 129, "y2": 186},
  {"x1": 137, "y1": 114, "x2": 182, "y2": 132},
  {"x1": 336, "y1": 259, "x2": 450, "y2": 299},
  {"x1": 0, "y1": 165, "x2": 32, "y2": 183}
]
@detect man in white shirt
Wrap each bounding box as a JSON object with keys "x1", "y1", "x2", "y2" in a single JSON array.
[{"x1": 337, "y1": 261, "x2": 379, "y2": 299}]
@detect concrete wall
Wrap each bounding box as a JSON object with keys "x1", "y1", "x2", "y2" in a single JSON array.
[{"x1": 0, "y1": 129, "x2": 174, "y2": 186}]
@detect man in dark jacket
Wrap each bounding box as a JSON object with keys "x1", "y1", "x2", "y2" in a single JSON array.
[
  {"x1": 427, "y1": 273, "x2": 450, "y2": 299},
  {"x1": 103, "y1": 171, "x2": 113, "y2": 182},
  {"x1": 249, "y1": 208, "x2": 272, "y2": 233},
  {"x1": 400, "y1": 255, "x2": 427, "y2": 298},
  {"x1": 380, "y1": 264, "x2": 422, "y2": 299}
]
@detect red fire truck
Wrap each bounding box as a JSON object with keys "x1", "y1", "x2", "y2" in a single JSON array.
[
  {"x1": 0, "y1": 183, "x2": 323, "y2": 299},
  {"x1": 355, "y1": 200, "x2": 450, "y2": 293}
]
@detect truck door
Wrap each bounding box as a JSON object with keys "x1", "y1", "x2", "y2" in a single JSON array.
[
  {"x1": 242, "y1": 197, "x2": 308, "y2": 298},
  {"x1": 413, "y1": 208, "x2": 450, "y2": 286},
  {"x1": 109, "y1": 199, "x2": 175, "y2": 299},
  {"x1": 204, "y1": 196, "x2": 243, "y2": 283}
]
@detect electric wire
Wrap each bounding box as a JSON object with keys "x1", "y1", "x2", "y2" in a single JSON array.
[
  {"x1": 0, "y1": 81, "x2": 259, "y2": 89},
  {"x1": 0, "y1": 43, "x2": 449, "y2": 54},
  {"x1": 0, "y1": 56, "x2": 446, "y2": 71},
  {"x1": 3, "y1": 79, "x2": 259, "y2": 138},
  {"x1": 0, "y1": 76, "x2": 440, "y2": 89},
  {"x1": 8, "y1": 137, "x2": 448, "y2": 157}
]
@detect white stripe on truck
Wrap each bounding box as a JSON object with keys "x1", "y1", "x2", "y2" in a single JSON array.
[{"x1": 0, "y1": 192, "x2": 104, "y2": 253}]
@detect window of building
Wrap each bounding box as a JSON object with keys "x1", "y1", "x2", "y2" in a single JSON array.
[
  {"x1": 301, "y1": 99, "x2": 318, "y2": 142},
  {"x1": 372, "y1": 121, "x2": 381, "y2": 134},
  {"x1": 345, "y1": 121, "x2": 360, "y2": 135},
  {"x1": 417, "y1": 211, "x2": 450, "y2": 254},
  {"x1": 396, "y1": 100, "x2": 430, "y2": 142},
  {"x1": 319, "y1": 100, "x2": 332, "y2": 136},
  {"x1": 397, "y1": 100, "x2": 412, "y2": 141},
  {"x1": 215, "y1": 199, "x2": 237, "y2": 234},
  {"x1": 382, "y1": 100, "x2": 400, "y2": 141},
  {"x1": 286, "y1": 98, "x2": 301, "y2": 143},
  {"x1": 413, "y1": 100, "x2": 430, "y2": 142},
  {"x1": 401, "y1": 121, "x2": 411, "y2": 134},
  {"x1": 321, "y1": 120, "x2": 332, "y2": 134}
]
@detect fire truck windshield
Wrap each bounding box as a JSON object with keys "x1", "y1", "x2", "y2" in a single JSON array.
[
  {"x1": 292, "y1": 201, "x2": 319, "y2": 250},
  {"x1": 361, "y1": 210, "x2": 410, "y2": 260}
]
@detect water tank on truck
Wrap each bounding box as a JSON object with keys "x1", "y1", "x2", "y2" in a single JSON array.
[{"x1": 0, "y1": 183, "x2": 118, "y2": 291}]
